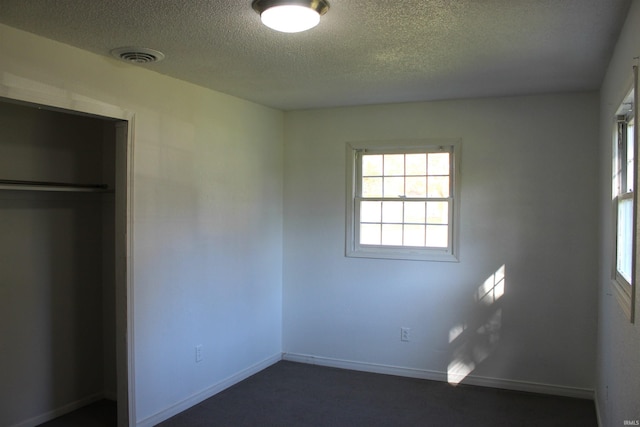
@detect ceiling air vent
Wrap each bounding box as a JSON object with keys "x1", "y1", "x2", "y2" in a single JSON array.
[{"x1": 110, "y1": 47, "x2": 165, "y2": 64}]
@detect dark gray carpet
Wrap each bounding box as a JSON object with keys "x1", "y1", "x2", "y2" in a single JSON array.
[
  {"x1": 158, "y1": 361, "x2": 597, "y2": 427},
  {"x1": 37, "y1": 399, "x2": 116, "y2": 427}
]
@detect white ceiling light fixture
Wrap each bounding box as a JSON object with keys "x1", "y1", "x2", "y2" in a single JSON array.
[{"x1": 252, "y1": 0, "x2": 330, "y2": 33}]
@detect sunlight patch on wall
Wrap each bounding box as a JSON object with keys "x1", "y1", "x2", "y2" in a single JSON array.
[
  {"x1": 449, "y1": 323, "x2": 467, "y2": 343},
  {"x1": 473, "y1": 308, "x2": 502, "y2": 364},
  {"x1": 448, "y1": 265, "x2": 505, "y2": 385},
  {"x1": 447, "y1": 357, "x2": 476, "y2": 385},
  {"x1": 476, "y1": 264, "x2": 505, "y2": 305}
]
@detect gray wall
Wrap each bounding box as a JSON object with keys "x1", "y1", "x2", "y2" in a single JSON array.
[
  {"x1": 597, "y1": 1, "x2": 640, "y2": 425},
  {"x1": 283, "y1": 93, "x2": 599, "y2": 394},
  {"x1": 0, "y1": 102, "x2": 116, "y2": 426}
]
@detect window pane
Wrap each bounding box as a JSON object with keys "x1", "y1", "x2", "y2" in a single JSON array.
[
  {"x1": 617, "y1": 197, "x2": 633, "y2": 283},
  {"x1": 404, "y1": 224, "x2": 426, "y2": 246},
  {"x1": 613, "y1": 133, "x2": 621, "y2": 197},
  {"x1": 360, "y1": 224, "x2": 381, "y2": 245},
  {"x1": 627, "y1": 121, "x2": 634, "y2": 192},
  {"x1": 406, "y1": 153, "x2": 427, "y2": 175},
  {"x1": 406, "y1": 176, "x2": 427, "y2": 197},
  {"x1": 404, "y1": 201, "x2": 426, "y2": 223},
  {"x1": 384, "y1": 154, "x2": 405, "y2": 176},
  {"x1": 428, "y1": 152, "x2": 450, "y2": 175},
  {"x1": 360, "y1": 201, "x2": 381, "y2": 223},
  {"x1": 428, "y1": 176, "x2": 450, "y2": 197},
  {"x1": 427, "y1": 202, "x2": 449, "y2": 224},
  {"x1": 384, "y1": 177, "x2": 405, "y2": 197},
  {"x1": 382, "y1": 224, "x2": 403, "y2": 245},
  {"x1": 362, "y1": 177, "x2": 383, "y2": 197},
  {"x1": 363, "y1": 154, "x2": 383, "y2": 176},
  {"x1": 426, "y1": 225, "x2": 448, "y2": 247},
  {"x1": 382, "y1": 201, "x2": 403, "y2": 223}
]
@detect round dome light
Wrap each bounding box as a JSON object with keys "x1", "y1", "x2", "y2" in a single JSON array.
[{"x1": 252, "y1": 0, "x2": 329, "y2": 33}]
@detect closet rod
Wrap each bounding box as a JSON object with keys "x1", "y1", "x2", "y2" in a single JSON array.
[{"x1": 0, "y1": 179, "x2": 109, "y2": 192}]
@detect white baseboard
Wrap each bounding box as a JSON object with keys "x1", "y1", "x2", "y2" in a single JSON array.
[
  {"x1": 282, "y1": 352, "x2": 594, "y2": 400},
  {"x1": 9, "y1": 393, "x2": 105, "y2": 427},
  {"x1": 137, "y1": 353, "x2": 282, "y2": 427}
]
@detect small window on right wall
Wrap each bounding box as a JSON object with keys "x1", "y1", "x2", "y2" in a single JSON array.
[{"x1": 612, "y1": 82, "x2": 637, "y2": 323}]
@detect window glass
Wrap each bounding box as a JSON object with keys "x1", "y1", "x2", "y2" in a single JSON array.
[
  {"x1": 428, "y1": 176, "x2": 449, "y2": 198},
  {"x1": 382, "y1": 201, "x2": 403, "y2": 223},
  {"x1": 426, "y1": 225, "x2": 448, "y2": 247},
  {"x1": 427, "y1": 202, "x2": 448, "y2": 224},
  {"x1": 362, "y1": 177, "x2": 382, "y2": 197},
  {"x1": 627, "y1": 120, "x2": 634, "y2": 193},
  {"x1": 381, "y1": 224, "x2": 403, "y2": 245},
  {"x1": 360, "y1": 201, "x2": 381, "y2": 223},
  {"x1": 384, "y1": 154, "x2": 405, "y2": 176},
  {"x1": 404, "y1": 202, "x2": 426, "y2": 223},
  {"x1": 404, "y1": 225, "x2": 426, "y2": 246},
  {"x1": 384, "y1": 177, "x2": 404, "y2": 197},
  {"x1": 362, "y1": 155, "x2": 383, "y2": 176},
  {"x1": 617, "y1": 197, "x2": 633, "y2": 283},
  {"x1": 429, "y1": 153, "x2": 450, "y2": 175},
  {"x1": 360, "y1": 224, "x2": 381, "y2": 245},
  {"x1": 406, "y1": 154, "x2": 427, "y2": 175},
  {"x1": 406, "y1": 176, "x2": 427, "y2": 197}
]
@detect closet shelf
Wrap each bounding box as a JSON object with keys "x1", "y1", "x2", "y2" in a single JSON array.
[{"x1": 0, "y1": 179, "x2": 110, "y2": 193}]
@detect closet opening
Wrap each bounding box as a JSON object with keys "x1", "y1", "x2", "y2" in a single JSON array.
[{"x1": 0, "y1": 96, "x2": 132, "y2": 427}]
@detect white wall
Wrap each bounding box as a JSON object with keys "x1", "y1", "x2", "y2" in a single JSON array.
[
  {"x1": 597, "y1": 2, "x2": 640, "y2": 425},
  {"x1": 0, "y1": 24, "x2": 284, "y2": 426},
  {"x1": 283, "y1": 94, "x2": 599, "y2": 395}
]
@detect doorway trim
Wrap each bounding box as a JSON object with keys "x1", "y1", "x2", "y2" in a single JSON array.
[{"x1": 0, "y1": 82, "x2": 136, "y2": 426}]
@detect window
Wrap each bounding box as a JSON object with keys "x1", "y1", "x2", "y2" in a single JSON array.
[
  {"x1": 346, "y1": 139, "x2": 460, "y2": 261},
  {"x1": 612, "y1": 86, "x2": 637, "y2": 323}
]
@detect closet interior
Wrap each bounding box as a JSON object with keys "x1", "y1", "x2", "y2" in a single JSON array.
[{"x1": 0, "y1": 97, "x2": 126, "y2": 426}]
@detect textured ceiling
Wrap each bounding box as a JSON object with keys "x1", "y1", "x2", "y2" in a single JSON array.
[{"x1": 0, "y1": 0, "x2": 631, "y2": 110}]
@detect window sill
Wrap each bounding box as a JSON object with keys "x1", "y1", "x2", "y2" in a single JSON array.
[{"x1": 346, "y1": 246, "x2": 459, "y2": 262}]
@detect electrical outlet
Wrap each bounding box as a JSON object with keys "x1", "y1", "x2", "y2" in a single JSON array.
[
  {"x1": 401, "y1": 327, "x2": 410, "y2": 342},
  {"x1": 195, "y1": 344, "x2": 203, "y2": 362}
]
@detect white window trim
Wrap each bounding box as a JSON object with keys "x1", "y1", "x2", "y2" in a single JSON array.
[
  {"x1": 345, "y1": 139, "x2": 461, "y2": 262},
  {"x1": 611, "y1": 78, "x2": 637, "y2": 324}
]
